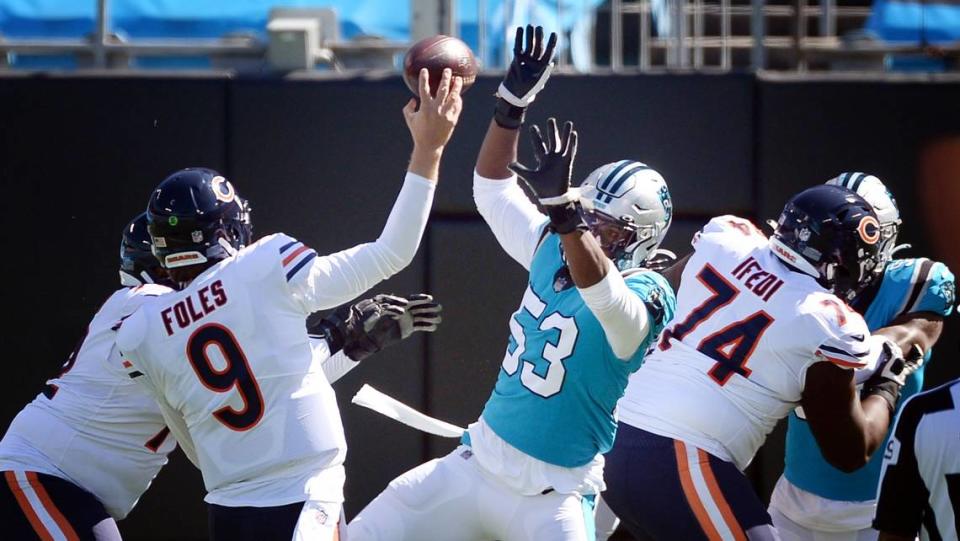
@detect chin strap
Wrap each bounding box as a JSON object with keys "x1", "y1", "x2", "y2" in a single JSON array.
[{"x1": 889, "y1": 243, "x2": 912, "y2": 257}]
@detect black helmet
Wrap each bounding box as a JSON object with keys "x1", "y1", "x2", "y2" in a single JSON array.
[
  {"x1": 147, "y1": 168, "x2": 252, "y2": 270},
  {"x1": 770, "y1": 184, "x2": 882, "y2": 301},
  {"x1": 120, "y1": 212, "x2": 166, "y2": 287}
]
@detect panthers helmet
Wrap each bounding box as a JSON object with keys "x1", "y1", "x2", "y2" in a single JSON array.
[
  {"x1": 825, "y1": 172, "x2": 902, "y2": 270},
  {"x1": 120, "y1": 213, "x2": 166, "y2": 287},
  {"x1": 578, "y1": 160, "x2": 673, "y2": 270},
  {"x1": 147, "y1": 168, "x2": 252, "y2": 269},
  {"x1": 770, "y1": 184, "x2": 882, "y2": 301}
]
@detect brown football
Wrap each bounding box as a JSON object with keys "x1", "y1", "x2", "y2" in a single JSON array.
[{"x1": 403, "y1": 35, "x2": 478, "y2": 98}]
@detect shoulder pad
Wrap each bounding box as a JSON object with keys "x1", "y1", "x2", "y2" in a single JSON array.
[
  {"x1": 692, "y1": 215, "x2": 766, "y2": 249},
  {"x1": 801, "y1": 291, "x2": 868, "y2": 334},
  {"x1": 116, "y1": 307, "x2": 149, "y2": 356},
  {"x1": 230, "y1": 232, "x2": 301, "y2": 283},
  {"x1": 887, "y1": 258, "x2": 956, "y2": 317},
  {"x1": 132, "y1": 283, "x2": 174, "y2": 298}
]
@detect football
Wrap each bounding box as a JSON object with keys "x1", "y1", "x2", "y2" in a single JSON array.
[{"x1": 403, "y1": 35, "x2": 478, "y2": 97}]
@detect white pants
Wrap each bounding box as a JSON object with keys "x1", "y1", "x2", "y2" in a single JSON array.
[
  {"x1": 348, "y1": 447, "x2": 595, "y2": 541},
  {"x1": 769, "y1": 507, "x2": 877, "y2": 541},
  {"x1": 593, "y1": 495, "x2": 620, "y2": 541}
]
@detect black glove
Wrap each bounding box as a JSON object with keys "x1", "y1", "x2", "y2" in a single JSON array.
[
  {"x1": 862, "y1": 339, "x2": 923, "y2": 412},
  {"x1": 494, "y1": 25, "x2": 557, "y2": 130},
  {"x1": 312, "y1": 294, "x2": 442, "y2": 363},
  {"x1": 508, "y1": 118, "x2": 584, "y2": 234}
]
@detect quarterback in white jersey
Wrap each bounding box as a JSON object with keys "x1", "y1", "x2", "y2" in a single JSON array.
[
  {"x1": 603, "y1": 185, "x2": 923, "y2": 541},
  {"x1": 118, "y1": 69, "x2": 463, "y2": 541},
  {"x1": 0, "y1": 215, "x2": 439, "y2": 541}
]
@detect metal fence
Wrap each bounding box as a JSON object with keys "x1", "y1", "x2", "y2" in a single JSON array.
[{"x1": 1, "y1": 0, "x2": 958, "y2": 72}]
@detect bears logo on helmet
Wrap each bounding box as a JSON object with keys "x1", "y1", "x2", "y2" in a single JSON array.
[
  {"x1": 857, "y1": 216, "x2": 880, "y2": 245},
  {"x1": 825, "y1": 172, "x2": 903, "y2": 271}
]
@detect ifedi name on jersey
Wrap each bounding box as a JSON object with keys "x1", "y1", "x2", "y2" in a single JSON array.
[
  {"x1": 160, "y1": 280, "x2": 227, "y2": 335},
  {"x1": 731, "y1": 256, "x2": 785, "y2": 301}
]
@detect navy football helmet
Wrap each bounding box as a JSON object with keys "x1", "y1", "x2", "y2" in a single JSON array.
[
  {"x1": 120, "y1": 213, "x2": 166, "y2": 287},
  {"x1": 825, "y1": 172, "x2": 904, "y2": 269},
  {"x1": 147, "y1": 168, "x2": 252, "y2": 270},
  {"x1": 770, "y1": 184, "x2": 882, "y2": 301}
]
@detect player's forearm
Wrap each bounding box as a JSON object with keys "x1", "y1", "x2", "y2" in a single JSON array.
[
  {"x1": 873, "y1": 314, "x2": 944, "y2": 360},
  {"x1": 859, "y1": 394, "x2": 895, "y2": 455},
  {"x1": 408, "y1": 145, "x2": 444, "y2": 181},
  {"x1": 308, "y1": 336, "x2": 360, "y2": 383},
  {"x1": 561, "y1": 230, "x2": 609, "y2": 288},
  {"x1": 293, "y1": 175, "x2": 434, "y2": 312},
  {"x1": 376, "y1": 172, "x2": 435, "y2": 270},
  {"x1": 577, "y1": 257, "x2": 651, "y2": 360},
  {"x1": 322, "y1": 351, "x2": 360, "y2": 383},
  {"x1": 476, "y1": 119, "x2": 520, "y2": 179},
  {"x1": 818, "y1": 395, "x2": 892, "y2": 472}
]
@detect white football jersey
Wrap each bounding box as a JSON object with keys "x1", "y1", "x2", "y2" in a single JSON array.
[
  {"x1": 619, "y1": 216, "x2": 874, "y2": 470},
  {"x1": 0, "y1": 284, "x2": 175, "y2": 519},
  {"x1": 116, "y1": 233, "x2": 368, "y2": 507}
]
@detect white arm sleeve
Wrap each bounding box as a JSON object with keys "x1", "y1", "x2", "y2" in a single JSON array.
[
  {"x1": 310, "y1": 336, "x2": 360, "y2": 383},
  {"x1": 289, "y1": 173, "x2": 435, "y2": 312},
  {"x1": 473, "y1": 171, "x2": 549, "y2": 270},
  {"x1": 578, "y1": 260, "x2": 652, "y2": 360}
]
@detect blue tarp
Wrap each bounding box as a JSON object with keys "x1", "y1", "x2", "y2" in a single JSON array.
[
  {"x1": 864, "y1": 0, "x2": 960, "y2": 71},
  {"x1": 0, "y1": 0, "x2": 603, "y2": 69}
]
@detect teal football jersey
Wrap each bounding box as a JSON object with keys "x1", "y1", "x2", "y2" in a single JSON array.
[
  {"x1": 784, "y1": 258, "x2": 955, "y2": 501},
  {"x1": 477, "y1": 233, "x2": 676, "y2": 468}
]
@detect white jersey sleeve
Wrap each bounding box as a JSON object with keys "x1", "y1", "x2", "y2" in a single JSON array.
[
  {"x1": 578, "y1": 260, "x2": 652, "y2": 360},
  {"x1": 802, "y1": 293, "x2": 875, "y2": 373},
  {"x1": 691, "y1": 215, "x2": 768, "y2": 251},
  {"x1": 276, "y1": 172, "x2": 436, "y2": 314},
  {"x1": 473, "y1": 171, "x2": 549, "y2": 270}
]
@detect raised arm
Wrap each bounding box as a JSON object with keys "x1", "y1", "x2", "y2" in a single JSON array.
[
  {"x1": 286, "y1": 69, "x2": 463, "y2": 312},
  {"x1": 474, "y1": 26, "x2": 556, "y2": 269},
  {"x1": 510, "y1": 118, "x2": 661, "y2": 360}
]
